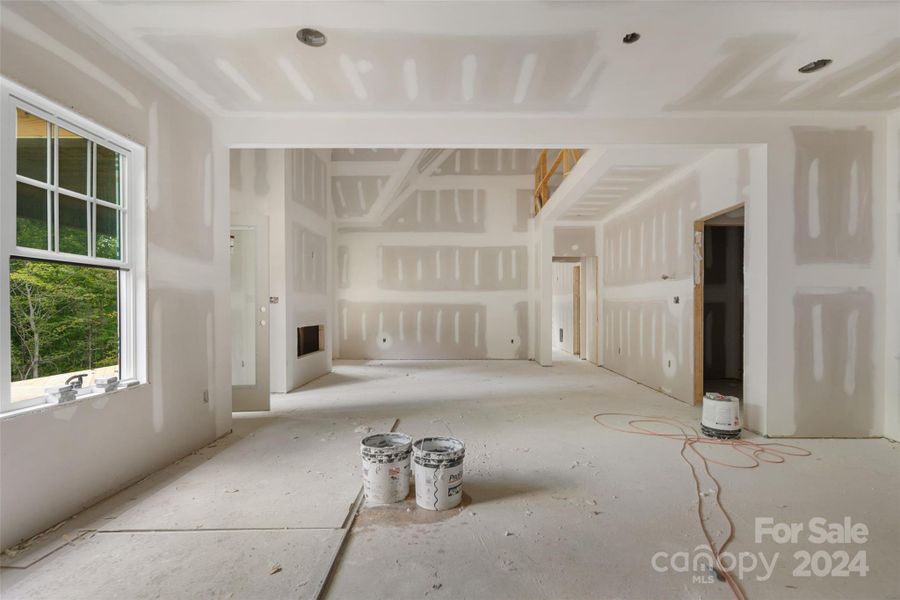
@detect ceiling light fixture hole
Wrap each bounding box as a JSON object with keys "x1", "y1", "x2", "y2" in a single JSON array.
[
  {"x1": 623, "y1": 32, "x2": 641, "y2": 44},
  {"x1": 798, "y1": 59, "x2": 832, "y2": 73},
  {"x1": 297, "y1": 28, "x2": 327, "y2": 48}
]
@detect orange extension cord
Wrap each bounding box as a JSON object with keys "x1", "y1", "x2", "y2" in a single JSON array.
[{"x1": 593, "y1": 413, "x2": 812, "y2": 600}]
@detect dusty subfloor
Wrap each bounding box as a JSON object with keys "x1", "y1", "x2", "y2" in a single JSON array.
[{"x1": 2, "y1": 356, "x2": 898, "y2": 599}]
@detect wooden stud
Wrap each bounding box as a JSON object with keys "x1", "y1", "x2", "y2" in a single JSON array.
[
  {"x1": 531, "y1": 148, "x2": 583, "y2": 215},
  {"x1": 693, "y1": 220, "x2": 704, "y2": 406}
]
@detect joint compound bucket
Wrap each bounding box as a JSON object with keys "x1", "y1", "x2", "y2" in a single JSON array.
[
  {"x1": 413, "y1": 437, "x2": 465, "y2": 511},
  {"x1": 701, "y1": 393, "x2": 741, "y2": 439},
  {"x1": 360, "y1": 433, "x2": 412, "y2": 504}
]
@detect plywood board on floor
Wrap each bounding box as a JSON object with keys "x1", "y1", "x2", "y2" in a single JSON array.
[
  {"x1": 0, "y1": 529, "x2": 342, "y2": 600},
  {"x1": 1, "y1": 432, "x2": 241, "y2": 569},
  {"x1": 100, "y1": 416, "x2": 395, "y2": 531}
]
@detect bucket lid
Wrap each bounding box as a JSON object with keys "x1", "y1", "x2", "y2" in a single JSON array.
[
  {"x1": 361, "y1": 433, "x2": 412, "y2": 456},
  {"x1": 704, "y1": 393, "x2": 739, "y2": 403},
  {"x1": 412, "y1": 436, "x2": 465, "y2": 462}
]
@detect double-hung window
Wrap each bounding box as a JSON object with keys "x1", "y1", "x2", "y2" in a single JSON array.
[{"x1": 1, "y1": 78, "x2": 146, "y2": 413}]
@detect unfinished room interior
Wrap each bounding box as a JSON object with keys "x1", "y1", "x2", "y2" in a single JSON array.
[{"x1": 0, "y1": 1, "x2": 898, "y2": 599}]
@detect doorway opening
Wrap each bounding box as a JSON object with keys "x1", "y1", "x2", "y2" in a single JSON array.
[
  {"x1": 693, "y1": 204, "x2": 745, "y2": 404},
  {"x1": 230, "y1": 216, "x2": 270, "y2": 412},
  {"x1": 552, "y1": 258, "x2": 582, "y2": 360}
]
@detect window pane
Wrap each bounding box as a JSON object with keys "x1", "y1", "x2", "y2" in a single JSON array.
[
  {"x1": 96, "y1": 145, "x2": 122, "y2": 204},
  {"x1": 96, "y1": 205, "x2": 121, "y2": 260},
  {"x1": 59, "y1": 195, "x2": 88, "y2": 255},
  {"x1": 16, "y1": 182, "x2": 49, "y2": 250},
  {"x1": 58, "y1": 128, "x2": 89, "y2": 194},
  {"x1": 9, "y1": 258, "x2": 119, "y2": 404},
  {"x1": 16, "y1": 109, "x2": 48, "y2": 182}
]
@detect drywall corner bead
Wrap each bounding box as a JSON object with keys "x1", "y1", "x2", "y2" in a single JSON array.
[
  {"x1": 792, "y1": 127, "x2": 873, "y2": 264},
  {"x1": 793, "y1": 289, "x2": 875, "y2": 436}
]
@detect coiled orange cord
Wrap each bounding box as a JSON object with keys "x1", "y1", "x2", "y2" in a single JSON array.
[{"x1": 593, "y1": 413, "x2": 812, "y2": 600}]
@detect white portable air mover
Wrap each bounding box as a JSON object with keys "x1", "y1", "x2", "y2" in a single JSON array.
[{"x1": 701, "y1": 393, "x2": 741, "y2": 439}]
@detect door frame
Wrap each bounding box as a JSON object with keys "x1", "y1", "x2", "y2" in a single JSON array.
[
  {"x1": 230, "y1": 212, "x2": 270, "y2": 412},
  {"x1": 692, "y1": 202, "x2": 744, "y2": 405},
  {"x1": 595, "y1": 258, "x2": 601, "y2": 364},
  {"x1": 573, "y1": 264, "x2": 581, "y2": 356}
]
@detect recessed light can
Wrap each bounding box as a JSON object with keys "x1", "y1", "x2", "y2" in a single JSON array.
[
  {"x1": 799, "y1": 59, "x2": 832, "y2": 73},
  {"x1": 297, "y1": 28, "x2": 327, "y2": 48}
]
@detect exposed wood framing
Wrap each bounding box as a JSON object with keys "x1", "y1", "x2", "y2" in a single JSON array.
[{"x1": 533, "y1": 149, "x2": 582, "y2": 216}]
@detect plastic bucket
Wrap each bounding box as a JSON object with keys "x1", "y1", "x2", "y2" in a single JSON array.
[
  {"x1": 413, "y1": 437, "x2": 465, "y2": 511},
  {"x1": 360, "y1": 433, "x2": 412, "y2": 504},
  {"x1": 701, "y1": 393, "x2": 742, "y2": 439}
]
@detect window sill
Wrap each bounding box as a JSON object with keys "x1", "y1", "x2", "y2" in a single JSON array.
[{"x1": 0, "y1": 382, "x2": 147, "y2": 421}]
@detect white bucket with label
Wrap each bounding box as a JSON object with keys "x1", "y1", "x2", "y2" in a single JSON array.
[
  {"x1": 360, "y1": 433, "x2": 412, "y2": 505},
  {"x1": 413, "y1": 437, "x2": 465, "y2": 511},
  {"x1": 701, "y1": 393, "x2": 741, "y2": 439}
]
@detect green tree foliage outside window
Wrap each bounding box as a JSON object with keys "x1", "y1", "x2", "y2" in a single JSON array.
[{"x1": 9, "y1": 256, "x2": 119, "y2": 382}]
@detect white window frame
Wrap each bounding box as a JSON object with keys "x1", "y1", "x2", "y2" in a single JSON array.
[{"x1": 0, "y1": 78, "x2": 147, "y2": 413}]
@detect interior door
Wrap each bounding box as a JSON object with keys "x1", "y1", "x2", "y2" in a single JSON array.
[{"x1": 230, "y1": 215, "x2": 269, "y2": 411}]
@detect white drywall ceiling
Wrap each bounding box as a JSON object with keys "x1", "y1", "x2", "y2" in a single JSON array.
[
  {"x1": 58, "y1": 1, "x2": 900, "y2": 116},
  {"x1": 558, "y1": 146, "x2": 713, "y2": 221}
]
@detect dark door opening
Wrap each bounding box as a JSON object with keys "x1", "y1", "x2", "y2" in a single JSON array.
[{"x1": 701, "y1": 213, "x2": 744, "y2": 401}]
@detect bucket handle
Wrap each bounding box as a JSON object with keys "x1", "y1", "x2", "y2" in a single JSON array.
[{"x1": 431, "y1": 463, "x2": 444, "y2": 511}]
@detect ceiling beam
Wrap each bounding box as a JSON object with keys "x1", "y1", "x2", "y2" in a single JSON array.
[{"x1": 535, "y1": 147, "x2": 609, "y2": 224}]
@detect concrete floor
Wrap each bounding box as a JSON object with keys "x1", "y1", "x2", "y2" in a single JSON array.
[{"x1": 2, "y1": 356, "x2": 898, "y2": 599}]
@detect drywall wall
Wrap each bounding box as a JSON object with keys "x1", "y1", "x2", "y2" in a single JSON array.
[
  {"x1": 335, "y1": 149, "x2": 532, "y2": 359},
  {"x1": 0, "y1": 1, "x2": 229, "y2": 548},
  {"x1": 600, "y1": 149, "x2": 751, "y2": 404},
  {"x1": 216, "y1": 77, "x2": 891, "y2": 439},
  {"x1": 552, "y1": 262, "x2": 575, "y2": 354},
  {"x1": 786, "y1": 125, "x2": 884, "y2": 438},
  {"x1": 230, "y1": 149, "x2": 333, "y2": 393},
  {"x1": 285, "y1": 149, "x2": 333, "y2": 390}
]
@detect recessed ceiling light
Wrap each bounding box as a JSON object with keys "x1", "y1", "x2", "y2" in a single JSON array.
[
  {"x1": 622, "y1": 32, "x2": 641, "y2": 44},
  {"x1": 798, "y1": 59, "x2": 832, "y2": 73},
  {"x1": 297, "y1": 28, "x2": 327, "y2": 48}
]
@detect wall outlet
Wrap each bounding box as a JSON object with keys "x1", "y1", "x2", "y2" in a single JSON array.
[{"x1": 202, "y1": 389, "x2": 209, "y2": 404}]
